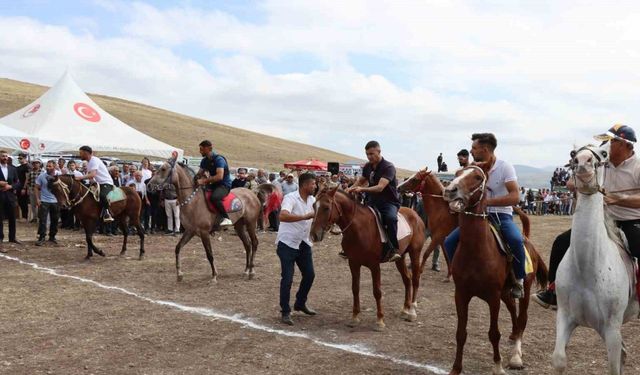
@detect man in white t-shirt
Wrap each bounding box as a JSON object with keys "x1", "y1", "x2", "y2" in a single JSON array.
[
  {"x1": 276, "y1": 172, "x2": 317, "y2": 326},
  {"x1": 443, "y1": 133, "x2": 526, "y2": 298},
  {"x1": 75, "y1": 146, "x2": 115, "y2": 222}
]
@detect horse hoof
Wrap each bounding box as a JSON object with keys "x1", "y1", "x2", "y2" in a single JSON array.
[
  {"x1": 493, "y1": 362, "x2": 507, "y2": 375},
  {"x1": 210, "y1": 277, "x2": 218, "y2": 284},
  {"x1": 177, "y1": 274, "x2": 184, "y2": 282},
  {"x1": 401, "y1": 310, "x2": 417, "y2": 322},
  {"x1": 248, "y1": 272, "x2": 255, "y2": 280},
  {"x1": 95, "y1": 250, "x2": 106, "y2": 257},
  {"x1": 374, "y1": 322, "x2": 386, "y2": 332},
  {"x1": 442, "y1": 277, "x2": 451, "y2": 283},
  {"x1": 138, "y1": 255, "x2": 144, "y2": 261},
  {"x1": 508, "y1": 360, "x2": 523, "y2": 370},
  {"x1": 347, "y1": 318, "x2": 360, "y2": 328},
  {"x1": 83, "y1": 256, "x2": 92, "y2": 262}
]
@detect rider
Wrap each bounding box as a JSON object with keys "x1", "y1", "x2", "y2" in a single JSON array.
[
  {"x1": 75, "y1": 146, "x2": 114, "y2": 222},
  {"x1": 534, "y1": 124, "x2": 640, "y2": 309},
  {"x1": 443, "y1": 133, "x2": 527, "y2": 298},
  {"x1": 347, "y1": 140, "x2": 402, "y2": 263},
  {"x1": 196, "y1": 140, "x2": 233, "y2": 227}
]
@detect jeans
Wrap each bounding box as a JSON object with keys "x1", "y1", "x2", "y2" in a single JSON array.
[
  {"x1": 277, "y1": 241, "x2": 315, "y2": 314},
  {"x1": 444, "y1": 212, "x2": 526, "y2": 279},
  {"x1": 38, "y1": 202, "x2": 59, "y2": 239},
  {"x1": 370, "y1": 200, "x2": 400, "y2": 250}
]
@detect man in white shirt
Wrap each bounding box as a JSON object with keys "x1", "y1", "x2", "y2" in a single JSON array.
[
  {"x1": 276, "y1": 172, "x2": 317, "y2": 326},
  {"x1": 443, "y1": 133, "x2": 526, "y2": 298},
  {"x1": 75, "y1": 146, "x2": 115, "y2": 222}
]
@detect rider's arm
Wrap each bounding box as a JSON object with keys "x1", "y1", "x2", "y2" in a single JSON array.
[
  {"x1": 279, "y1": 209, "x2": 314, "y2": 222},
  {"x1": 360, "y1": 177, "x2": 390, "y2": 193},
  {"x1": 208, "y1": 167, "x2": 225, "y2": 184},
  {"x1": 78, "y1": 169, "x2": 97, "y2": 181},
  {"x1": 485, "y1": 180, "x2": 520, "y2": 207},
  {"x1": 350, "y1": 176, "x2": 367, "y2": 188},
  {"x1": 604, "y1": 193, "x2": 640, "y2": 208}
]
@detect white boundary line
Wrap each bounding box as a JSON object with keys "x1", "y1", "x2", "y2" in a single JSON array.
[{"x1": 1, "y1": 253, "x2": 448, "y2": 374}]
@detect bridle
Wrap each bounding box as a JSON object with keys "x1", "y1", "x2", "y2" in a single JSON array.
[
  {"x1": 52, "y1": 176, "x2": 95, "y2": 207},
  {"x1": 157, "y1": 159, "x2": 201, "y2": 207},
  {"x1": 321, "y1": 192, "x2": 357, "y2": 235},
  {"x1": 408, "y1": 170, "x2": 446, "y2": 199},
  {"x1": 454, "y1": 165, "x2": 489, "y2": 219},
  {"x1": 569, "y1": 146, "x2": 608, "y2": 196}
]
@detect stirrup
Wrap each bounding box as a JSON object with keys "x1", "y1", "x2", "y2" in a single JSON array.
[{"x1": 103, "y1": 210, "x2": 114, "y2": 222}]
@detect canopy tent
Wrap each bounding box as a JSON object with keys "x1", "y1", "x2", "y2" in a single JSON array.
[
  {"x1": 0, "y1": 71, "x2": 183, "y2": 158},
  {"x1": 0, "y1": 123, "x2": 40, "y2": 153},
  {"x1": 283, "y1": 159, "x2": 327, "y2": 171}
]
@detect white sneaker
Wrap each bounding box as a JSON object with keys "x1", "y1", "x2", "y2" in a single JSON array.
[{"x1": 220, "y1": 218, "x2": 233, "y2": 226}]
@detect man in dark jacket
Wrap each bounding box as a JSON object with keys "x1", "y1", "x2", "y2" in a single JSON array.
[{"x1": 0, "y1": 150, "x2": 22, "y2": 248}]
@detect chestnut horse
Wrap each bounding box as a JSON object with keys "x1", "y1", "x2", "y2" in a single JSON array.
[
  {"x1": 398, "y1": 168, "x2": 456, "y2": 278},
  {"x1": 443, "y1": 165, "x2": 548, "y2": 375},
  {"x1": 310, "y1": 187, "x2": 426, "y2": 331},
  {"x1": 49, "y1": 175, "x2": 145, "y2": 260}
]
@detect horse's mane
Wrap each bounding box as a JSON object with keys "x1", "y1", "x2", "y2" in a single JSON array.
[
  {"x1": 423, "y1": 170, "x2": 445, "y2": 195},
  {"x1": 604, "y1": 210, "x2": 626, "y2": 250}
]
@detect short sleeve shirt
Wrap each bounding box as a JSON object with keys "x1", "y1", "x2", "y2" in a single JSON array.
[
  {"x1": 36, "y1": 172, "x2": 57, "y2": 203},
  {"x1": 486, "y1": 159, "x2": 517, "y2": 215},
  {"x1": 362, "y1": 157, "x2": 400, "y2": 205},
  {"x1": 603, "y1": 154, "x2": 640, "y2": 221},
  {"x1": 276, "y1": 191, "x2": 315, "y2": 249},
  {"x1": 87, "y1": 156, "x2": 113, "y2": 185},
  {"x1": 200, "y1": 153, "x2": 232, "y2": 189}
]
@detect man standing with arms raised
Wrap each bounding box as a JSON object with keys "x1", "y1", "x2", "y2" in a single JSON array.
[
  {"x1": 347, "y1": 141, "x2": 402, "y2": 262},
  {"x1": 75, "y1": 146, "x2": 114, "y2": 222}
]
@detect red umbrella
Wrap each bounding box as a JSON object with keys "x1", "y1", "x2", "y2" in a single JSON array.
[{"x1": 283, "y1": 159, "x2": 328, "y2": 171}]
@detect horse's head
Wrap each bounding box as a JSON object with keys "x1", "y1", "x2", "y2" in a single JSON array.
[
  {"x1": 48, "y1": 175, "x2": 72, "y2": 209},
  {"x1": 398, "y1": 169, "x2": 428, "y2": 194},
  {"x1": 148, "y1": 160, "x2": 176, "y2": 191},
  {"x1": 570, "y1": 144, "x2": 609, "y2": 194},
  {"x1": 443, "y1": 164, "x2": 488, "y2": 213},
  {"x1": 310, "y1": 186, "x2": 341, "y2": 242}
]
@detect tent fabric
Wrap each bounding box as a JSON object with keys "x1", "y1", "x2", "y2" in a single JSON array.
[
  {"x1": 0, "y1": 123, "x2": 39, "y2": 153},
  {"x1": 0, "y1": 71, "x2": 183, "y2": 158},
  {"x1": 283, "y1": 159, "x2": 328, "y2": 171}
]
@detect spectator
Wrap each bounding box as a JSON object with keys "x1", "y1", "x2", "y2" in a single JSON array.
[
  {"x1": 278, "y1": 170, "x2": 287, "y2": 183},
  {"x1": 0, "y1": 150, "x2": 21, "y2": 247},
  {"x1": 267, "y1": 173, "x2": 282, "y2": 231},
  {"x1": 140, "y1": 157, "x2": 154, "y2": 181},
  {"x1": 246, "y1": 172, "x2": 260, "y2": 193},
  {"x1": 440, "y1": 161, "x2": 448, "y2": 172},
  {"x1": 457, "y1": 149, "x2": 470, "y2": 168},
  {"x1": 15, "y1": 153, "x2": 30, "y2": 221},
  {"x1": 163, "y1": 182, "x2": 180, "y2": 236},
  {"x1": 34, "y1": 160, "x2": 59, "y2": 246},
  {"x1": 57, "y1": 158, "x2": 68, "y2": 175},
  {"x1": 232, "y1": 168, "x2": 249, "y2": 189},
  {"x1": 121, "y1": 164, "x2": 130, "y2": 185},
  {"x1": 328, "y1": 174, "x2": 340, "y2": 189},
  {"x1": 281, "y1": 173, "x2": 299, "y2": 196},
  {"x1": 130, "y1": 172, "x2": 150, "y2": 233},
  {"x1": 519, "y1": 187, "x2": 526, "y2": 208},
  {"x1": 256, "y1": 169, "x2": 269, "y2": 184},
  {"x1": 437, "y1": 153, "x2": 443, "y2": 172},
  {"x1": 26, "y1": 160, "x2": 42, "y2": 223}
]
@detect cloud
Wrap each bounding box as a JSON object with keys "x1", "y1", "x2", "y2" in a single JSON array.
[{"x1": 2, "y1": 1, "x2": 640, "y2": 172}]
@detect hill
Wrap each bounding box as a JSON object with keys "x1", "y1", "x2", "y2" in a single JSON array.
[
  {"x1": 0, "y1": 78, "x2": 371, "y2": 173},
  {"x1": 514, "y1": 164, "x2": 554, "y2": 189}
]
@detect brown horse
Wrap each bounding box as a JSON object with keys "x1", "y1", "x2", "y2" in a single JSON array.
[
  {"x1": 49, "y1": 175, "x2": 145, "y2": 260},
  {"x1": 310, "y1": 187, "x2": 426, "y2": 331},
  {"x1": 443, "y1": 164, "x2": 548, "y2": 375},
  {"x1": 398, "y1": 168, "x2": 456, "y2": 278},
  {"x1": 148, "y1": 160, "x2": 263, "y2": 282}
]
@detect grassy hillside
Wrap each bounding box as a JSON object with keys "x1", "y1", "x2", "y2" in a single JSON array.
[{"x1": 0, "y1": 78, "x2": 373, "y2": 173}]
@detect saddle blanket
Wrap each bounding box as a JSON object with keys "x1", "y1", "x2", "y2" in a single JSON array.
[
  {"x1": 369, "y1": 207, "x2": 412, "y2": 243},
  {"x1": 614, "y1": 229, "x2": 639, "y2": 303},
  {"x1": 489, "y1": 225, "x2": 534, "y2": 275},
  {"x1": 106, "y1": 188, "x2": 127, "y2": 204},
  {"x1": 205, "y1": 191, "x2": 243, "y2": 214}
]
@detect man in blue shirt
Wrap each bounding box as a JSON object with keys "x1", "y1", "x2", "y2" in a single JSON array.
[
  {"x1": 196, "y1": 140, "x2": 233, "y2": 226},
  {"x1": 35, "y1": 160, "x2": 59, "y2": 246}
]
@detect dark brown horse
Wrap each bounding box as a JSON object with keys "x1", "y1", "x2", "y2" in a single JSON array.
[
  {"x1": 310, "y1": 187, "x2": 426, "y2": 331},
  {"x1": 443, "y1": 165, "x2": 548, "y2": 375},
  {"x1": 50, "y1": 175, "x2": 145, "y2": 260},
  {"x1": 398, "y1": 168, "x2": 456, "y2": 279}
]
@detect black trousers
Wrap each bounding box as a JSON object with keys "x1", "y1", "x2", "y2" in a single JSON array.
[
  {"x1": 268, "y1": 208, "x2": 280, "y2": 230},
  {"x1": 208, "y1": 185, "x2": 230, "y2": 218},
  {"x1": 38, "y1": 202, "x2": 59, "y2": 239},
  {"x1": 0, "y1": 195, "x2": 17, "y2": 241},
  {"x1": 17, "y1": 192, "x2": 29, "y2": 219},
  {"x1": 369, "y1": 201, "x2": 400, "y2": 250},
  {"x1": 99, "y1": 184, "x2": 114, "y2": 211},
  {"x1": 547, "y1": 220, "x2": 640, "y2": 284}
]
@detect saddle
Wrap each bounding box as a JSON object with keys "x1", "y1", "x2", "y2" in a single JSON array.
[
  {"x1": 615, "y1": 230, "x2": 639, "y2": 303},
  {"x1": 488, "y1": 224, "x2": 534, "y2": 275},
  {"x1": 368, "y1": 207, "x2": 412, "y2": 244},
  {"x1": 106, "y1": 188, "x2": 127, "y2": 204},
  {"x1": 204, "y1": 190, "x2": 243, "y2": 214}
]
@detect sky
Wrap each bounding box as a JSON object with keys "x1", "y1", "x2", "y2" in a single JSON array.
[{"x1": 1, "y1": 0, "x2": 640, "y2": 170}]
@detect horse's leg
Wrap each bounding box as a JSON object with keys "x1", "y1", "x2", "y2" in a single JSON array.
[
  {"x1": 371, "y1": 264, "x2": 385, "y2": 332},
  {"x1": 450, "y1": 290, "x2": 471, "y2": 375},
  {"x1": 395, "y1": 256, "x2": 415, "y2": 322},
  {"x1": 347, "y1": 260, "x2": 361, "y2": 327},
  {"x1": 488, "y1": 294, "x2": 506, "y2": 375},
  {"x1": 508, "y1": 277, "x2": 534, "y2": 369},
  {"x1": 246, "y1": 220, "x2": 259, "y2": 279},
  {"x1": 419, "y1": 240, "x2": 437, "y2": 274},
  {"x1": 200, "y1": 233, "x2": 217, "y2": 283},
  {"x1": 175, "y1": 230, "x2": 195, "y2": 282},
  {"x1": 501, "y1": 293, "x2": 519, "y2": 342},
  {"x1": 409, "y1": 245, "x2": 421, "y2": 313},
  {"x1": 234, "y1": 223, "x2": 252, "y2": 276},
  {"x1": 603, "y1": 325, "x2": 624, "y2": 375},
  {"x1": 135, "y1": 217, "x2": 145, "y2": 261},
  {"x1": 552, "y1": 310, "x2": 576, "y2": 374},
  {"x1": 84, "y1": 223, "x2": 104, "y2": 259},
  {"x1": 119, "y1": 220, "x2": 128, "y2": 256}
]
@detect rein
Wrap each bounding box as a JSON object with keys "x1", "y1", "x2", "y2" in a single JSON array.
[
  {"x1": 326, "y1": 193, "x2": 357, "y2": 235},
  {"x1": 53, "y1": 177, "x2": 95, "y2": 207}
]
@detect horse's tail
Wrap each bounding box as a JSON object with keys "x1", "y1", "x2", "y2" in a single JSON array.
[
  {"x1": 533, "y1": 247, "x2": 549, "y2": 290},
  {"x1": 513, "y1": 206, "x2": 530, "y2": 238},
  {"x1": 257, "y1": 183, "x2": 283, "y2": 218}
]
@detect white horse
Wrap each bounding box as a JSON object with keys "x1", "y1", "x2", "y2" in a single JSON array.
[{"x1": 552, "y1": 144, "x2": 639, "y2": 374}]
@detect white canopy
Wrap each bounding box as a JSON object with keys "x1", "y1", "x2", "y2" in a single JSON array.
[
  {"x1": 0, "y1": 123, "x2": 39, "y2": 153},
  {"x1": 0, "y1": 71, "x2": 183, "y2": 158}
]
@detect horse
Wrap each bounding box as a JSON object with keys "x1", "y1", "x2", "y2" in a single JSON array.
[
  {"x1": 148, "y1": 159, "x2": 265, "y2": 282},
  {"x1": 398, "y1": 168, "x2": 456, "y2": 279},
  {"x1": 443, "y1": 164, "x2": 548, "y2": 375},
  {"x1": 309, "y1": 187, "x2": 426, "y2": 331},
  {"x1": 552, "y1": 145, "x2": 640, "y2": 375},
  {"x1": 49, "y1": 175, "x2": 145, "y2": 260}
]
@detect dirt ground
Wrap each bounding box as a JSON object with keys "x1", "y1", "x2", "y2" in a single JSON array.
[{"x1": 1, "y1": 215, "x2": 640, "y2": 375}]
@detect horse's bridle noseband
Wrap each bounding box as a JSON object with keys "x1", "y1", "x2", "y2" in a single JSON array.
[
  {"x1": 569, "y1": 146, "x2": 608, "y2": 195},
  {"x1": 321, "y1": 192, "x2": 357, "y2": 235},
  {"x1": 52, "y1": 176, "x2": 94, "y2": 207}
]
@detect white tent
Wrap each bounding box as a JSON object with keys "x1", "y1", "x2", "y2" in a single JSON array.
[
  {"x1": 0, "y1": 123, "x2": 40, "y2": 153},
  {"x1": 0, "y1": 71, "x2": 183, "y2": 158}
]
